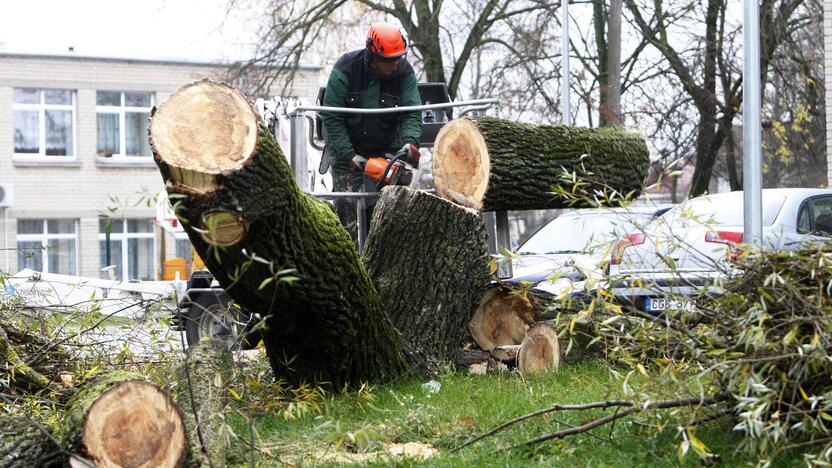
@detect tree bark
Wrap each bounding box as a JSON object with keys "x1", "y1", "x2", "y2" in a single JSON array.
[
  {"x1": 149, "y1": 79, "x2": 408, "y2": 388},
  {"x1": 175, "y1": 338, "x2": 234, "y2": 467},
  {"x1": 61, "y1": 371, "x2": 187, "y2": 468},
  {"x1": 0, "y1": 412, "x2": 63, "y2": 467},
  {"x1": 363, "y1": 186, "x2": 490, "y2": 365},
  {"x1": 605, "y1": 0, "x2": 623, "y2": 126},
  {"x1": 432, "y1": 117, "x2": 650, "y2": 211}
]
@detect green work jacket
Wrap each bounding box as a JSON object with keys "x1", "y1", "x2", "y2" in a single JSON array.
[{"x1": 322, "y1": 49, "x2": 423, "y2": 163}]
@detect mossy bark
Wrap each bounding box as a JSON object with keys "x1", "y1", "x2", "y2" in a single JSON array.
[
  {"x1": 150, "y1": 80, "x2": 408, "y2": 388},
  {"x1": 175, "y1": 338, "x2": 233, "y2": 467},
  {"x1": 433, "y1": 117, "x2": 650, "y2": 211},
  {"x1": 362, "y1": 186, "x2": 491, "y2": 364},
  {"x1": 0, "y1": 412, "x2": 63, "y2": 467}
]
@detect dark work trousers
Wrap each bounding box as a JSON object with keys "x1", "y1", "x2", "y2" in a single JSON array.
[{"x1": 329, "y1": 153, "x2": 376, "y2": 246}]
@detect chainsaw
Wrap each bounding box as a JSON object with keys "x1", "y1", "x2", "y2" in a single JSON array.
[{"x1": 350, "y1": 147, "x2": 417, "y2": 190}]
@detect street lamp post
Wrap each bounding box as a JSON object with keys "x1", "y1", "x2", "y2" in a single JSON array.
[{"x1": 743, "y1": 0, "x2": 763, "y2": 245}]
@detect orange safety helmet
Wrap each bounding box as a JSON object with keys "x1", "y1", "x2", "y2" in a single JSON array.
[{"x1": 366, "y1": 22, "x2": 407, "y2": 59}]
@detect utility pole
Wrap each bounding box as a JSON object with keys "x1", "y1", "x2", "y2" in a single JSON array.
[
  {"x1": 743, "y1": 0, "x2": 762, "y2": 245},
  {"x1": 561, "y1": 0, "x2": 571, "y2": 125}
]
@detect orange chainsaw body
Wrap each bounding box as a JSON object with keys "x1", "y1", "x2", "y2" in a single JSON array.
[{"x1": 364, "y1": 157, "x2": 404, "y2": 185}]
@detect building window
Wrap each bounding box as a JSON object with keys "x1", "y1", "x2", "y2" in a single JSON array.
[
  {"x1": 99, "y1": 219, "x2": 155, "y2": 280},
  {"x1": 174, "y1": 234, "x2": 194, "y2": 263},
  {"x1": 16, "y1": 219, "x2": 78, "y2": 274},
  {"x1": 96, "y1": 91, "x2": 154, "y2": 158},
  {"x1": 13, "y1": 89, "x2": 76, "y2": 157}
]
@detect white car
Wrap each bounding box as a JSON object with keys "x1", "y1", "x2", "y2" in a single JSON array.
[
  {"x1": 505, "y1": 206, "x2": 669, "y2": 298},
  {"x1": 610, "y1": 188, "x2": 832, "y2": 312}
]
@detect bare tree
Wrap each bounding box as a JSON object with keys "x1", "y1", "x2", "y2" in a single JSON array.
[
  {"x1": 226, "y1": 0, "x2": 561, "y2": 101},
  {"x1": 625, "y1": 0, "x2": 806, "y2": 196}
]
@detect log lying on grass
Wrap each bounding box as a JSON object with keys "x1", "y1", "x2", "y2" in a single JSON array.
[
  {"x1": 62, "y1": 371, "x2": 187, "y2": 467},
  {"x1": 432, "y1": 117, "x2": 650, "y2": 211},
  {"x1": 149, "y1": 79, "x2": 408, "y2": 387},
  {"x1": 175, "y1": 338, "x2": 233, "y2": 467},
  {"x1": 363, "y1": 186, "x2": 490, "y2": 364},
  {"x1": 0, "y1": 412, "x2": 63, "y2": 467},
  {"x1": 517, "y1": 323, "x2": 560, "y2": 374},
  {"x1": 468, "y1": 287, "x2": 537, "y2": 351}
]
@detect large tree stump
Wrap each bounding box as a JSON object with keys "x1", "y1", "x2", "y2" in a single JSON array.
[
  {"x1": 149, "y1": 79, "x2": 407, "y2": 387},
  {"x1": 0, "y1": 412, "x2": 63, "y2": 467},
  {"x1": 432, "y1": 117, "x2": 650, "y2": 211},
  {"x1": 363, "y1": 186, "x2": 490, "y2": 364},
  {"x1": 175, "y1": 338, "x2": 233, "y2": 467},
  {"x1": 61, "y1": 371, "x2": 187, "y2": 467}
]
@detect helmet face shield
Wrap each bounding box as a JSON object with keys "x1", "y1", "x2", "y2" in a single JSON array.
[{"x1": 370, "y1": 54, "x2": 404, "y2": 78}]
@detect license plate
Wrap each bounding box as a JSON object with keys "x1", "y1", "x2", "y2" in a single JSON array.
[{"x1": 645, "y1": 297, "x2": 696, "y2": 312}]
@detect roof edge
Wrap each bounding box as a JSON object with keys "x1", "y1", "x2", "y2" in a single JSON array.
[{"x1": 0, "y1": 50, "x2": 323, "y2": 70}]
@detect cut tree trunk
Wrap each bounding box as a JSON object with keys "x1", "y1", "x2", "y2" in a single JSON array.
[
  {"x1": 432, "y1": 117, "x2": 650, "y2": 211},
  {"x1": 62, "y1": 371, "x2": 187, "y2": 468},
  {"x1": 0, "y1": 412, "x2": 63, "y2": 467},
  {"x1": 468, "y1": 287, "x2": 537, "y2": 351},
  {"x1": 363, "y1": 186, "x2": 490, "y2": 365},
  {"x1": 517, "y1": 323, "x2": 560, "y2": 374},
  {"x1": 149, "y1": 79, "x2": 408, "y2": 387},
  {"x1": 175, "y1": 338, "x2": 233, "y2": 467}
]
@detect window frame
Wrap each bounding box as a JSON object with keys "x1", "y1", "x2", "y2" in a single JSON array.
[
  {"x1": 95, "y1": 91, "x2": 155, "y2": 159},
  {"x1": 16, "y1": 219, "x2": 79, "y2": 275},
  {"x1": 796, "y1": 195, "x2": 832, "y2": 237},
  {"x1": 13, "y1": 88, "x2": 77, "y2": 160},
  {"x1": 99, "y1": 219, "x2": 157, "y2": 280}
]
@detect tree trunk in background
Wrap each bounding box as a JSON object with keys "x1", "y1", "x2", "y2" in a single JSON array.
[
  {"x1": 432, "y1": 117, "x2": 650, "y2": 211},
  {"x1": 61, "y1": 371, "x2": 187, "y2": 468},
  {"x1": 149, "y1": 79, "x2": 408, "y2": 388},
  {"x1": 363, "y1": 186, "x2": 490, "y2": 365},
  {"x1": 175, "y1": 338, "x2": 234, "y2": 467},
  {"x1": 605, "y1": 0, "x2": 623, "y2": 126}
]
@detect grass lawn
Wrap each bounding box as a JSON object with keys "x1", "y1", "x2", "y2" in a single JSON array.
[{"x1": 226, "y1": 359, "x2": 802, "y2": 466}]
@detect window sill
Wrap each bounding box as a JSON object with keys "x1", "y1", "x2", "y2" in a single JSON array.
[
  {"x1": 96, "y1": 156, "x2": 156, "y2": 168},
  {"x1": 13, "y1": 155, "x2": 81, "y2": 167}
]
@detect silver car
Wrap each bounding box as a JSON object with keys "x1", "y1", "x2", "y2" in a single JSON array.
[
  {"x1": 505, "y1": 206, "x2": 668, "y2": 298},
  {"x1": 610, "y1": 188, "x2": 832, "y2": 312}
]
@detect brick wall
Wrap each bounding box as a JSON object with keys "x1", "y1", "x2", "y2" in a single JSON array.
[{"x1": 0, "y1": 52, "x2": 323, "y2": 278}]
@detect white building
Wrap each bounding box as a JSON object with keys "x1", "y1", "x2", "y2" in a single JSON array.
[{"x1": 0, "y1": 51, "x2": 322, "y2": 280}]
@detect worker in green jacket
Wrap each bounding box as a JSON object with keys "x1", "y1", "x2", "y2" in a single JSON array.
[{"x1": 321, "y1": 21, "x2": 423, "y2": 237}]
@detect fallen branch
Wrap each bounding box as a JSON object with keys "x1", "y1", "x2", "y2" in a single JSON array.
[{"x1": 454, "y1": 393, "x2": 729, "y2": 452}]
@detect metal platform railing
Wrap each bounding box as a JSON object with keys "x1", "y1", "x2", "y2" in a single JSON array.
[{"x1": 279, "y1": 98, "x2": 513, "y2": 278}]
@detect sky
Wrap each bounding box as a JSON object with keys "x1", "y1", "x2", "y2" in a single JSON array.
[{"x1": 0, "y1": 0, "x2": 263, "y2": 62}]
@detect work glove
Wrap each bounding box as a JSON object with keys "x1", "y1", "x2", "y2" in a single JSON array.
[
  {"x1": 347, "y1": 154, "x2": 368, "y2": 173},
  {"x1": 398, "y1": 141, "x2": 420, "y2": 167}
]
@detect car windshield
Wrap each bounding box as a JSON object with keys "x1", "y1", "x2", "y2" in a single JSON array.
[
  {"x1": 518, "y1": 212, "x2": 653, "y2": 255},
  {"x1": 657, "y1": 193, "x2": 786, "y2": 229}
]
